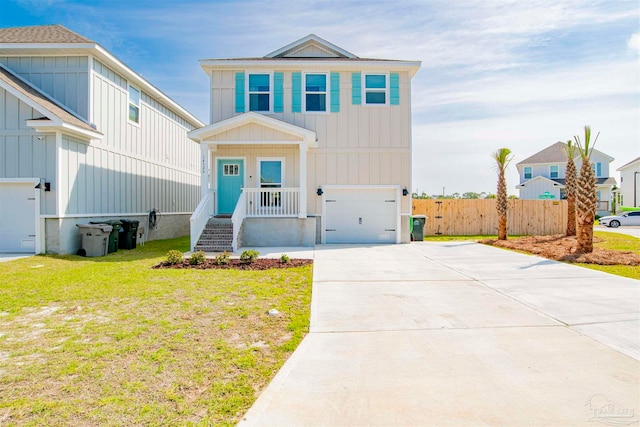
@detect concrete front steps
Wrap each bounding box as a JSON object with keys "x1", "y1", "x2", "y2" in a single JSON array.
[{"x1": 194, "y1": 217, "x2": 233, "y2": 252}]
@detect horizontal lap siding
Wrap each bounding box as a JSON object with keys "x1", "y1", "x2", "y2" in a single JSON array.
[
  {"x1": 0, "y1": 87, "x2": 57, "y2": 214},
  {"x1": 412, "y1": 199, "x2": 568, "y2": 236}
]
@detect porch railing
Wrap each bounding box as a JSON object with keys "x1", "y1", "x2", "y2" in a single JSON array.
[
  {"x1": 243, "y1": 188, "x2": 300, "y2": 217},
  {"x1": 190, "y1": 191, "x2": 215, "y2": 251},
  {"x1": 231, "y1": 192, "x2": 247, "y2": 252}
]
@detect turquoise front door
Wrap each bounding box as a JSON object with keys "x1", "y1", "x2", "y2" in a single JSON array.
[{"x1": 217, "y1": 159, "x2": 244, "y2": 214}]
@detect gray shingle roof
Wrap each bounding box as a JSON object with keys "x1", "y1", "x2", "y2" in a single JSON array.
[
  {"x1": 0, "y1": 24, "x2": 92, "y2": 44},
  {"x1": 0, "y1": 63, "x2": 99, "y2": 134},
  {"x1": 551, "y1": 177, "x2": 617, "y2": 186},
  {"x1": 517, "y1": 141, "x2": 572, "y2": 165}
]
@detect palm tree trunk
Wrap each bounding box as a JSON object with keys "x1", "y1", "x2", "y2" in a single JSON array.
[{"x1": 497, "y1": 170, "x2": 508, "y2": 240}]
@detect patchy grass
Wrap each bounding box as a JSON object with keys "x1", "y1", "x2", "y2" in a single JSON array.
[
  {"x1": 0, "y1": 237, "x2": 313, "y2": 426},
  {"x1": 480, "y1": 231, "x2": 640, "y2": 280}
]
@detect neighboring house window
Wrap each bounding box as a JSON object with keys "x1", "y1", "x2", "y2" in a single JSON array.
[
  {"x1": 560, "y1": 190, "x2": 567, "y2": 200},
  {"x1": 364, "y1": 74, "x2": 387, "y2": 105},
  {"x1": 128, "y1": 85, "x2": 140, "y2": 123},
  {"x1": 304, "y1": 73, "x2": 327, "y2": 112},
  {"x1": 524, "y1": 167, "x2": 532, "y2": 180},
  {"x1": 591, "y1": 162, "x2": 602, "y2": 177},
  {"x1": 550, "y1": 165, "x2": 559, "y2": 179},
  {"x1": 248, "y1": 74, "x2": 271, "y2": 112},
  {"x1": 596, "y1": 190, "x2": 601, "y2": 201}
]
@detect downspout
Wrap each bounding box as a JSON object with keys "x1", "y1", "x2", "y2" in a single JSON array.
[{"x1": 635, "y1": 171, "x2": 639, "y2": 207}]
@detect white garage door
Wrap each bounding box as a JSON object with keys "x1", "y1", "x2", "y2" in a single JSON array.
[
  {"x1": 0, "y1": 183, "x2": 37, "y2": 253},
  {"x1": 324, "y1": 187, "x2": 398, "y2": 244}
]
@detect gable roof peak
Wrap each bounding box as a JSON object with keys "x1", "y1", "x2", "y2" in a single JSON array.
[{"x1": 265, "y1": 34, "x2": 358, "y2": 59}]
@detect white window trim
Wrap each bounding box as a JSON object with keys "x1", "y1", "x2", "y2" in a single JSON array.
[
  {"x1": 303, "y1": 72, "x2": 329, "y2": 113},
  {"x1": 257, "y1": 157, "x2": 285, "y2": 188},
  {"x1": 362, "y1": 72, "x2": 389, "y2": 106},
  {"x1": 128, "y1": 84, "x2": 141, "y2": 126},
  {"x1": 246, "y1": 72, "x2": 273, "y2": 113},
  {"x1": 549, "y1": 165, "x2": 559, "y2": 179}
]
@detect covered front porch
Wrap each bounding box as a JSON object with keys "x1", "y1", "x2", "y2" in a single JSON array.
[{"x1": 188, "y1": 112, "x2": 317, "y2": 251}]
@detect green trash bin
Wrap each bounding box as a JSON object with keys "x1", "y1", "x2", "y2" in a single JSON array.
[
  {"x1": 119, "y1": 219, "x2": 139, "y2": 249},
  {"x1": 411, "y1": 215, "x2": 427, "y2": 241},
  {"x1": 91, "y1": 220, "x2": 121, "y2": 253}
]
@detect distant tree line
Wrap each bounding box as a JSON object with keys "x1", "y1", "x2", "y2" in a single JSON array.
[{"x1": 412, "y1": 191, "x2": 518, "y2": 200}]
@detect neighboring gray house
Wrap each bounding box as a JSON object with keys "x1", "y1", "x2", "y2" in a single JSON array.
[
  {"x1": 617, "y1": 156, "x2": 640, "y2": 208},
  {"x1": 0, "y1": 25, "x2": 204, "y2": 254},
  {"x1": 516, "y1": 141, "x2": 616, "y2": 216},
  {"x1": 188, "y1": 35, "x2": 421, "y2": 251}
]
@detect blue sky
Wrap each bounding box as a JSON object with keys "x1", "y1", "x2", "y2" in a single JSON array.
[{"x1": 2, "y1": 0, "x2": 638, "y2": 196}]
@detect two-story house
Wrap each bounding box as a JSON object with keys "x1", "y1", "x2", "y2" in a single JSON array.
[
  {"x1": 0, "y1": 25, "x2": 204, "y2": 254},
  {"x1": 617, "y1": 157, "x2": 640, "y2": 208},
  {"x1": 188, "y1": 35, "x2": 421, "y2": 251},
  {"x1": 516, "y1": 141, "x2": 616, "y2": 216}
]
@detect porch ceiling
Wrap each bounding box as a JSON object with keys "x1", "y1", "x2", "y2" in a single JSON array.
[{"x1": 188, "y1": 112, "x2": 317, "y2": 147}]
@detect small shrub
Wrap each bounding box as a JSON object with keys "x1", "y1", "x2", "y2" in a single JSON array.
[
  {"x1": 240, "y1": 250, "x2": 260, "y2": 263},
  {"x1": 166, "y1": 250, "x2": 184, "y2": 265},
  {"x1": 214, "y1": 251, "x2": 230, "y2": 265},
  {"x1": 280, "y1": 254, "x2": 290, "y2": 264},
  {"x1": 189, "y1": 250, "x2": 206, "y2": 265}
]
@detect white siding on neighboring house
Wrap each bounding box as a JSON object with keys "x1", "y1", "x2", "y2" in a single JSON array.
[
  {"x1": 518, "y1": 179, "x2": 562, "y2": 200},
  {"x1": 0, "y1": 86, "x2": 57, "y2": 215},
  {"x1": 89, "y1": 59, "x2": 200, "y2": 216},
  {"x1": 0, "y1": 56, "x2": 90, "y2": 120}
]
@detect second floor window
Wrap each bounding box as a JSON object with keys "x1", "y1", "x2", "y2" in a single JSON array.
[
  {"x1": 128, "y1": 85, "x2": 140, "y2": 123},
  {"x1": 524, "y1": 167, "x2": 532, "y2": 180},
  {"x1": 305, "y1": 74, "x2": 327, "y2": 112},
  {"x1": 248, "y1": 74, "x2": 270, "y2": 112},
  {"x1": 550, "y1": 165, "x2": 559, "y2": 179},
  {"x1": 592, "y1": 162, "x2": 602, "y2": 177},
  {"x1": 364, "y1": 74, "x2": 387, "y2": 105}
]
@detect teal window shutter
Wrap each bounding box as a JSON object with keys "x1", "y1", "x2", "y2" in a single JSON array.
[
  {"x1": 235, "y1": 72, "x2": 245, "y2": 113},
  {"x1": 390, "y1": 73, "x2": 400, "y2": 105},
  {"x1": 274, "y1": 72, "x2": 284, "y2": 113},
  {"x1": 352, "y1": 72, "x2": 361, "y2": 105},
  {"x1": 291, "y1": 72, "x2": 302, "y2": 113},
  {"x1": 330, "y1": 72, "x2": 340, "y2": 112}
]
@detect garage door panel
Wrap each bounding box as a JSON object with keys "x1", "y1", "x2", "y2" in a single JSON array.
[
  {"x1": 0, "y1": 183, "x2": 36, "y2": 253},
  {"x1": 324, "y1": 188, "x2": 397, "y2": 244}
]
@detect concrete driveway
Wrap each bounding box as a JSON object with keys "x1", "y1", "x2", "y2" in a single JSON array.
[
  {"x1": 239, "y1": 242, "x2": 639, "y2": 426},
  {"x1": 595, "y1": 225, "x2": 640, "y2": 238}
]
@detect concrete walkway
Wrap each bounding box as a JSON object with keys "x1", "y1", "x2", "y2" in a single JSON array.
[{"x1": 239, "y1": 242, "x2": 639, "y2": 426}]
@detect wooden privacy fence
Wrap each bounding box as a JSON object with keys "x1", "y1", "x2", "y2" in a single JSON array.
[{"x1": 412, "y1": 199, "x2": 568, "y2": 236}]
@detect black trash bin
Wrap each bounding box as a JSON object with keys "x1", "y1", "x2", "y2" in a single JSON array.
[
  {"x1": 91, "y1": 220, "x2": 121, "y2": 253},
  {"x1": 411, "y1": 215, "x2": 427, "y2": 241},
  {"x1": 119, "y1": 219, "x2": 139, "y2": 249}
]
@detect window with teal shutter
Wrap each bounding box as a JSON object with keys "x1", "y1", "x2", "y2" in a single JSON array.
[
  {"x1": 352, "y1": 72, "x2": 361, "y2": 105},
  {"x1": 390, "y1": 73, "x2": 399, "y2": 105},
  {"x1": 330, "y1": 72, "x2": 340, "y2": 112},
  {"x1": 274, "y1": 72, "x2": 284, "y2": 113},
  {"x1": 292, "y1": 72, "x2": 302, "y2": 113},
  {"x1": 235, "y1": 72, "x2": 245, "y2": 113}
]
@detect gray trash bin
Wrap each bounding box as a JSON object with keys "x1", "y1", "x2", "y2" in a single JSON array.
[
  {"x1": 76, "y1": 224, "x2": 113, "y2": 257},
  {"x1": 411, "y1": 215, "x2": 427, "y2": 241}
]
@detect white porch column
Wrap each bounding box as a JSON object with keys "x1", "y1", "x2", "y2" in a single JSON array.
[
  {"x1": 298, "y1": 142, "x2": 308, "y2": 218},
  {"x1": 200, "y1": 143, "x2": 211, "y2": 198}
]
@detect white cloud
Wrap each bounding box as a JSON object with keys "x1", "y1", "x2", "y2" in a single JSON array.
[{"x1": 629, "y1": 33, "x2": 640, "y2": 53}]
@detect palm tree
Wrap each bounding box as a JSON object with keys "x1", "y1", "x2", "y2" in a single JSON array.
[
  {"x1": 493, "y1": 148, "x2": 513, "y2": 240},
  {"x1": 573, "y1": 126, "x2": 599, "y2": 253},
  {"x1": 563, "y1": 140, "x2": 578, "y2": 236}
]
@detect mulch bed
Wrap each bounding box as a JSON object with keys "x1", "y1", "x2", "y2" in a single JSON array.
[
  {"x1": 479, "y1": 235, "x2": 640, "y2": 266},
  {"x1": 153, "y1": 258, "x2": 313, "y2": 270}
]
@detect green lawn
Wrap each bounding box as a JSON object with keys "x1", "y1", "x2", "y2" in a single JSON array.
[{"x1": 0, "y1": 237, "x2": 313, "y2": 426}]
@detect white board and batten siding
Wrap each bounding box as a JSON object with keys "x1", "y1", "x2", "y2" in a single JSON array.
[
  {"x1": 209, "y1": 69, "x2": 412, "y2": 218},
  {"x1": 0, "y1": 56, "x2": 90, "y2": 120}
]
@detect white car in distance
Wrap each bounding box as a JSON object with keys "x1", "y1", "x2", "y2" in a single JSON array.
[{"x1": 599, "y1": 211, "x2": 640, "y2": 228}]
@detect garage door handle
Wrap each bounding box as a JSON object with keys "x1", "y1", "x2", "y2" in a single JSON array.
[
  {"x1": 384, "y1": 200, "x2": 395, "y2": 202},
  {"x1": 326, "y1": 200, "x2": 336, "y2": 203},
  {"x1": 325, "y1": 229, "x2": 336, "y2": 232},
  {"x1": 28, "y1": 234, "x2": 36, "y2": 237},
  {"x1": 385, "y1": 229, "x2": 396, "y2": 232}
]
